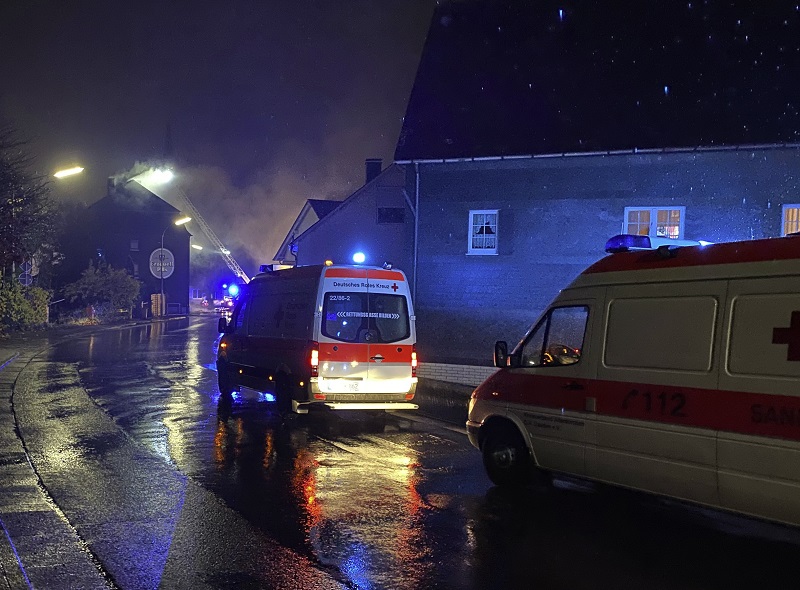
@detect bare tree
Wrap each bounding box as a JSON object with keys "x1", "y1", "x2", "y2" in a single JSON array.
[{"x1": 0, "y1": 125, "x2": 56, "y2": 276}]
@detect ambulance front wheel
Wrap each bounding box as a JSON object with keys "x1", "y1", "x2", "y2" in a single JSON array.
[
  {"x1": 217, "y1": 361, "x2": 238, "y2": 397},
  {"x1": 482, "y1": 423, "x2": 532, "y2": 487}
]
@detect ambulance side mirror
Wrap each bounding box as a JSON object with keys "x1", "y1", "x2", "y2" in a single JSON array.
[
  {"x1": 218, "y1": 317, "x2": 229, "y2": 334},
  {"x1": 494, "y1": 341, "x2": 509, "y2": 368}
]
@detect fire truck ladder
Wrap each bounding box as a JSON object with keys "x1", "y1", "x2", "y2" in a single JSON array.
[{"x1": 175, "y1": 188, "x2": 251, "y2": 283}]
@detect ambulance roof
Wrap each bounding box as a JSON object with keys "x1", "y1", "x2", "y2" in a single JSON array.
[
  {"x1": 252, "y1": 264, "x2": 406, "y2": 283},
  {"x1": 570, "y1": 236, "x2": 800, "y2": 287}
]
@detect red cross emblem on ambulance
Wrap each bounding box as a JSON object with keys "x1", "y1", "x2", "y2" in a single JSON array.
[
  {"x1": 772, "y1": 311, "x2": 800, "y2": 361},
  {"x1": 391, "y1": 283, "x2": 399, "y2": 292}
]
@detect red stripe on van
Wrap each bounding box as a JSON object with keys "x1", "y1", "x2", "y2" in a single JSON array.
[
  {"x1": 318, "y1": 343, "x2": 412, "y2": 363},
  {"x1": 319, "y1": 342, "x2": 368, "y2": 361},
  {"x1": 325, "y1": 268, "x2": 368, "y2": 278},
  {"x1": 368, "y1": 344, "x2": 413, "y2": 362},
  {"x1": 477, "y1": 371, "x2": 800, "y2": 441},
  {"x1": 366, "y1": 269, "x2": 406, "y2": 281},
  {"x1": 583, "y1": 236, "x2": 800, "y2": 274},
  {"x1": 323, "y1": 268, "x2": 406, "y2": 281}
]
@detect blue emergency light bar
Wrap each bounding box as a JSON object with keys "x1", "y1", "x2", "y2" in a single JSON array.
[
  {"x1": 605, "y1": 234, "x2": 704, "y2": 253},
  {"x1": 605, "y1": 234, "x2": 652, "y2": 253}
]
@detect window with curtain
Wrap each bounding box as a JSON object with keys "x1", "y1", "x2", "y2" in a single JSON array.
[
  {"x1": 782, "y1": 205, "x2": 800, "y2": 236},
  {"x1": 468, "y1": 209, "x2": 498, "y2": 254},
  {"x1": 623, "y1": 206, "x2": 685, "y2": 239}
]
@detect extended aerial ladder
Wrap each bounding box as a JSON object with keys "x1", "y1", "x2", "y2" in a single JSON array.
[
  {"x1": 128, "y1": 167, "x2": 251, "y2": 283},
  {"x1": 172, "y1": 187, "x2": 251, "y2": 283}
]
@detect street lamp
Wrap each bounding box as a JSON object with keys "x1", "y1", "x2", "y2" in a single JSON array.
[
  {"x1": 54, "y1": 166, "x2": 84, "y2": 179},
  {"x1": 158, "y1": 216, "x2": 191, "y2": 316}
]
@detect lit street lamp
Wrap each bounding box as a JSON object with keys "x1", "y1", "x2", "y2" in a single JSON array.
[
  {"x1": 53, "y1": 166, "x2": 84, "y2": 179},
  {"x1": 158, "y1": 216, "x2": 191, "y2": 316}
]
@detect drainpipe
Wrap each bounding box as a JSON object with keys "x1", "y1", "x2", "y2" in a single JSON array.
[{"x1": 413, "y1": 162, "x2": 420, "y2": 301}]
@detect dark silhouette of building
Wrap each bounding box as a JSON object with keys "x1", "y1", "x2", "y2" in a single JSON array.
[{"x1": 88, "y1": 178, "x2": 191, "y2": 315}]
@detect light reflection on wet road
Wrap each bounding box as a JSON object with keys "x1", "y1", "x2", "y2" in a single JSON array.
[{"x1": 17, "y1": 317, "x2": 800, "y2": 589}]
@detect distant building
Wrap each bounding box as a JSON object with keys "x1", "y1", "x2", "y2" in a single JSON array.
[
  {"x1": 274, "y1": 198, "x2": 343, "y2": 265},
  {"x1": 282, "y1": 1, "x2": 800, "y2": 385},
  {"x1": 285, "y1": 163, "x2": 415, "y2": 272},
  {"x1": 88, "y1": 178, "x2": 191, "y2": 316}
]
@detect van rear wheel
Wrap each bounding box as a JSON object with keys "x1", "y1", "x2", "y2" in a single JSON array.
[
  {"x1": 482, "y1": 424, "x2": 532, "y2": 486},
  {"x1": 274, "y1": 372, "x2": 293, "y2": 412}
]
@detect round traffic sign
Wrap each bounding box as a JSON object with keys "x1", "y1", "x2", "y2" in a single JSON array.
[{"x1": 149, "y1": 248, "x2": 175, "y2": 279}]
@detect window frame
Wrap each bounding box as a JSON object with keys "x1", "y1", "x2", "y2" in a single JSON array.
[
  {"x1": 622, "y1": 206, "x2": 686, "y2": 240},
  {"x1": 516, "y1": 305, "x2": 589, "y2": 368},
  {"x1": 377, "y1": 207, "x2": 406, "y2": 224},
  {"x1": 781, "y1": 204, "x2": 800, "y2": 236},
  {"x1": 468, "y1": 209, "x2": 499, "y2": 255}
]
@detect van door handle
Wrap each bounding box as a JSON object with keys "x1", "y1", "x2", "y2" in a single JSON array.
[{"x1": 562, "y1": 381, "x2": 584, "y2": 391}]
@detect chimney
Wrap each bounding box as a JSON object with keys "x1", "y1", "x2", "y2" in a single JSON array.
[{"x1": 365, "y1": 158, "x2": 382, "y2": 184}]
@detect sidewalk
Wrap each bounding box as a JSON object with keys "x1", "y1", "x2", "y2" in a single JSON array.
[{"x1": 0, "y1": 325, "x2": 118, "y2": 589}]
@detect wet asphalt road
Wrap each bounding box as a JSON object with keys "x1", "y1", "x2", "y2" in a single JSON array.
[{"x1": 10, "y1": 316, "x2": 800, "y2": 589}]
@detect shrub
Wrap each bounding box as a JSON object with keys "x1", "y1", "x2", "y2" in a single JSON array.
[{"x1": 0, "y1": 280, "x2": 50, "y2": 333}]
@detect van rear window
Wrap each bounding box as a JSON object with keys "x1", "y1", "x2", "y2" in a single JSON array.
[{"x1": 322, "y1": 292, "x2": 410, "y2": 343}]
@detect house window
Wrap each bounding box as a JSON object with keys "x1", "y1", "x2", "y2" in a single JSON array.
[
  {"x1": 377, "y1": 207, "x2": 405, "y2": 224},
  {"x1": 130, "y1": 239, "x2": 139, "y2": 251},
  {"x1": 782, "y1": 205, "x2": 800, "y2": 236},
  {"x1": 623, "y1": 206, "x2": 685, "y2": 239},
  {"x1": 468, "y1": 210, "x2": 498, "y2": 255}
]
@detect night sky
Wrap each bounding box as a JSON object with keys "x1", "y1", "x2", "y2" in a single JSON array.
[
  {"x1": 0, "y1": 0, "x2": 433, "y2": 265},
  {"x1": 398, "y1": 0, "x2": 800, "y2": 160}
]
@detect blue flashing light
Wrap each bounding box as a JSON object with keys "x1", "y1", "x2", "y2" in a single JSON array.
[
  {"x1": 605, "y1": 234, "x2": 652, "y2": 253},
  {"x1": 352, "y1": 252, "x2": 366, "y2": 264},
  {"x1": 228, "y1": 284, "x2": 240, "y2": 297}
]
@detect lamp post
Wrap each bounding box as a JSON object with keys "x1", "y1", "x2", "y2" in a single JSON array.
[{"x1": 158, "y1": 216, "x2": 191, "y2": 316}]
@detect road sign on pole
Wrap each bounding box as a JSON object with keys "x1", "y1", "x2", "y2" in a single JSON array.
[{"x1": 18, "y1": 272, "x2": 32, "y2": 287}]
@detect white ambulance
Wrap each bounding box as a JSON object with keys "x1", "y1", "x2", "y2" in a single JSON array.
[
  {"x1": 217, "y1": 263, "x2": 418, "y2": 413},
  {"x1": 467, "y1": 234, "x2": 800, "y2": 527}
]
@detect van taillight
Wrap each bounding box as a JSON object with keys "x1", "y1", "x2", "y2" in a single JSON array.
[
  {"x1": 411, "y1": 346, "x2": 417, "y2": 377},
  {"x1": 310, "y1": 343, "x2": 319, "y2": 377}
]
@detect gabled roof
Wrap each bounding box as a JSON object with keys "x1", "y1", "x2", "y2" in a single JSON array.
[
  {"x1": 89, "y1": 180, "x2": 181, "y2": 216},
  {"x1": 307, "y1": 199, "x2": 342, "y2": 219},
  {"x1": 395, "y1": 1, "x2": 800, "y2": 162},
  {"x1": 273, "y1": 198, "x2": 344, "y2": 263}
]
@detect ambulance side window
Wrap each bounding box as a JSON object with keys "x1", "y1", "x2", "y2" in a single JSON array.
[
  {"x1": 520, "y1": 306, "x2": 588, "y2": 367},
  {"x1": 234, "y1": 301, "x2": 247, "y2": 332}
]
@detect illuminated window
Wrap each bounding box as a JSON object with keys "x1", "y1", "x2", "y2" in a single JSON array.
[
  {"x1": 782, "y1": 205, "x2": 800, "y2": 236},
  {"x1": 468, "y1": 209, "x2": 498, "y2": 255},
  {"x1": 623, "y1": 206, "x2": 685, "y2": 239}
]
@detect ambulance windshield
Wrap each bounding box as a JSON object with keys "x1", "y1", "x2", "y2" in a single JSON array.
[{"x1": 322, "y1": 292, "x2": 410, "y2": 343}]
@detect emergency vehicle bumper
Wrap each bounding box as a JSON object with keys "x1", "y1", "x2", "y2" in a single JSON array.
[{"x1": 466, "y1": 420, "x2": 482, "y2": 450}]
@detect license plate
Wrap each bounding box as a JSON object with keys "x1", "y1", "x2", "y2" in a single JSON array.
[{"x1": 326, "y1": 380, "x2": 360, "y2": 393}]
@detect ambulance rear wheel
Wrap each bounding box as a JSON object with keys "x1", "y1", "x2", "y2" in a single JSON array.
[
  {"x1": 482, "y1": 424, "x2": 531, "y2": 486},
  {"x1": 274, "y1": 372, "x2": 292, "y2": 412}
]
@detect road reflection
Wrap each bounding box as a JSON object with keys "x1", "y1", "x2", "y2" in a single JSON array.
[{"x1": 207, "y1": 401, "x2": 434, "y2": 587}]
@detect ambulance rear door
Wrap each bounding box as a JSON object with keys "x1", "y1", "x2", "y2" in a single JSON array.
[
  {"x1": 318, "y1": 267, "x2": 371, "y2": 394},
  {"x1": 363, "y1": 268, "x2": 415, "y2": 389}
]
